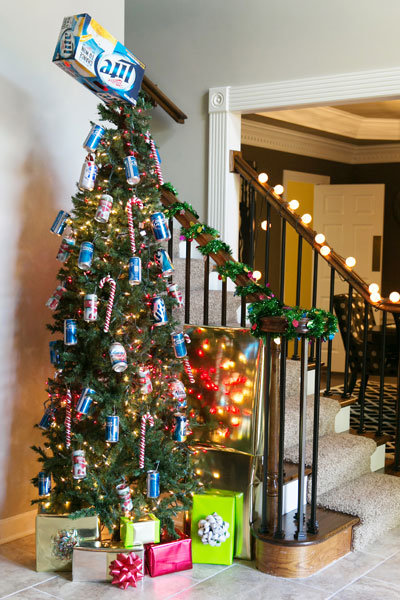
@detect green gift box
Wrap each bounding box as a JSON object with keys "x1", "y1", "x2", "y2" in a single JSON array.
[
  {"x1": 120, "y1": 514, "x2": 160, "y2": 546},
  {"x1": 191, "y1": 489, "x2": 243, "y2": 565}
]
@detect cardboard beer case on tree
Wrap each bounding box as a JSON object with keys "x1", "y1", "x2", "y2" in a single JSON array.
[{"x1": 53, "y1": 14, "x2": 145, "y2": 105}]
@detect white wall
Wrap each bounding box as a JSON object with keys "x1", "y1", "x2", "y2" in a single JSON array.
[
  {"x1": 125, "y1": 0, "x2": 400, "y2": 219},
  {"x1": 0, "y1": 1, "x2": 124, "y2": 540}
]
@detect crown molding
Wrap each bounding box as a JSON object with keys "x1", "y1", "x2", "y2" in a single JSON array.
[{"x1": 241, "y1": 118, "x2": 400, "y2": 164}]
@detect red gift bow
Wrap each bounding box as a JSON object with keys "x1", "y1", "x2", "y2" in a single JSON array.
[{"x1": 109, "y1": 552, "x2": 143, "y2": 590}]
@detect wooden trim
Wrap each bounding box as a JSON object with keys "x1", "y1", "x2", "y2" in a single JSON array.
[
  {"x1": 349, "y1": 428, "x2": 392, "y2": 447},
  {"x1": 142, "y1": 76, "x2": 187, "y2": 124}
]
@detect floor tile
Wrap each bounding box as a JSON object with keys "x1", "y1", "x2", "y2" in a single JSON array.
[
  {"x1": 188, "y1": 563, "x2": 233, "y2": 582},
  {"x1": 361, "y1": 525, "x2": 400, "y2": 558},
  {"x1": 1, "y1": 588, "x2": 61, "y2": 600},
  {"x1": 362, "y1": 552, "x2": 400, "y2": 589},
  {"x1": 0, "y1": 557, "x2": 57, "y2": 599},
  {"x1": 330, "y1": 575, "x2": 400, "y2": 599},
  {"x1": 301, "y1": 550, "x2": 385, "y2": 594}
]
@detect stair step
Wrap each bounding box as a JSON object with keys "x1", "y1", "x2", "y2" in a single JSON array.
[
  {"x1": 385, "y1": 458, "x2": 400, "y2": 476},
  {"x1": 284, "y1": 394, "x2": 341, "y2": 452},
  {"x1": 283, "y1": 461, "x2": 312, "y2": 484},
  {"x1": 349, "y1": 428, "x2": 392, "y2": 447},
  {"x1": 323, "y1": 390, "x2": 358, "y2": 408}
]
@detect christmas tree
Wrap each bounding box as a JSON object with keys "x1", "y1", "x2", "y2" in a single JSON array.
[{"x1": 32, "y1": 94, "x2": 200, "y2": 536}]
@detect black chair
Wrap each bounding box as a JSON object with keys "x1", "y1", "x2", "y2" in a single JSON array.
[{"x1": 333, "y1": 293, "x2": 398, "y2": 393}]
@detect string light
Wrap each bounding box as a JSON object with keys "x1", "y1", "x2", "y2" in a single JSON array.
[
  {"x1": 370, "y1": 291, "x2": 381, "y2": 303},
  {"x1": 252, "y1": 270, "x2": 262, "y2": 281},
  {"x1": 369, "y1": 283, "x2": 379, "y2": 294},
  {"x1": 301, "y1": 213, "x2": 312, "y2": 224},
  {"x1": 345, "y1": 257, "x2": 356, "y2": 268},
  {"x1": 320, "y1": 245, "x2": 331, "y2": 256},
  {"x1": 288, "y1": 199, "x2": 299, "y2": 210},
  {"x1": 261, "y1": 220, "x2": 269, "y2": 231},
  {"x1": 315, "y1": 233, "x2": 325, "y2": 244},
  {"x1": 274, "y1": 184, "x2": 284, "y2": 195},
  {"x1": 258, "y1": 172, "x2": 268, "y2": 184},
  {"x1": 389, "y1": 291, "x2": 400, "y2": 303}
]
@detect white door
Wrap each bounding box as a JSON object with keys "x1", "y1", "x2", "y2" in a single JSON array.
[{"x1": 314, "y1": 184, "x2": 385, "y2": 372}]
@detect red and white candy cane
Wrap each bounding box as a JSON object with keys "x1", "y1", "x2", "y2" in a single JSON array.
[
  {"x1": 65, "y1": 389, "x2": 72, "y2": 449},
  {"x1": 126, "y1": 197, "x2": 143, "y2": 256},
  {"x1": 139, "y1": 412, "x2": 154, "y2": 469},
  {"x1": 99, "y1": 275, "x2": 116, "y2": 333},
  {"x1": 182, "y1": 334, "x2": 195, "y2": 383},
  {"x1": 150, "y1": 138, "x2": 164, "y2": 185}
]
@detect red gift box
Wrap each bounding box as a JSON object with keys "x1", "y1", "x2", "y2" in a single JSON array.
[{"x1": 145, "y1": 532, "x2": 192, "y2": 577}]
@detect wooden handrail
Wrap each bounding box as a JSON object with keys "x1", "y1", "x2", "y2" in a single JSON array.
[
  {"x1": 142, "y1": 76, "x2": 187, "y2": 124},
  {"x1": 232, "y1": 152, "x2": 400, "y2": 314}
]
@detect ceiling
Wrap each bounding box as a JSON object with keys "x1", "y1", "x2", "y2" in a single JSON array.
[{"x1": 336, "y1": 100, "x2": 400, "y2": 120}]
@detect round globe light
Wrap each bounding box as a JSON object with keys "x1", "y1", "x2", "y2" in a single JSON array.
[
  {"x1": 345, "y1": 256, "x2": 356, "y2": 268},
  {"x1": 389, "y1": 291, "x2": 400, "y2": 303},
  {"x1": 301, "y1": 213, "x2": 312, "y2": 224},
  {"x1": 288, "y1": 199, "x2": 299, "y2": 210},
  {"x1": 258, "y1": 172, "x2": 269, "y2": 184},
  {"x1": 320, "y1": 245, "x2": 331, "y2": 256},
  {"x1": 315, "y1": 233, "x2": 325, "y2": 244},
  {"x1": 274, "y1": 184, "x2": 284, "y2": 195},
  {"x1": 261, "y1": 220, "x2": 269, "y2": 231},
  {"x1": 252, "y1": 270, "x2": 262, "y2": 281},
  {"x1": 368, "y1": 283, "x2": 379, "y2": 294},
  {"x1": 370, "y1": 292, "x2": 381, "y2": 303}
]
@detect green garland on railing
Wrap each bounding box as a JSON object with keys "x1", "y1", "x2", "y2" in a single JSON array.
[
  {"x1": 161, "y1": 184, "x2": 200, "y2": 219},
  {"x1": 180, "y1": 223, "x2": 220, "y2": 241},
  {"x1": 197, "y1": 240, "x2": 233, "y2": 256}
]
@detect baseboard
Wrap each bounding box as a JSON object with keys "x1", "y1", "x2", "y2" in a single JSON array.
[{"x1": 0, "y1": 509, "x2": 37, "y2": 545}]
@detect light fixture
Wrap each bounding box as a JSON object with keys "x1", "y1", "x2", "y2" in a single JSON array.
[
  {"x1": 258, "y1": 172, "x2": 269, "y2": 184},
  {"x1": 288, "y1": 199, "x2": 299, "y2": 210},
  {"x1": 301, "y1": 213, "x2": 312, "y2": 224},
  {"x1": 252, "y1": 270, "x2": 262, "y2": 281},
  {"x1": 274, "y1": 184, "x2": 284, "y2": 195},
  {"x1": 315, "y1": 233, "x2": 325, "y2": 244},
  {"x1": 320, "y1": 245, "x2": 331, "y2": 256},
  {"x1": 369, "y1": 283, "x2": 379, "y2": 294},
  {"x1": 345, "y1": 256, "x2": 356, "y2": 268},
  {"x1": 261, "y1": 220, "x2": 269, "y2": 231},
  {"x1": 389, "y1": 291, "x2": 400, "y2": 303},
  {"x1": 370, "y1": 292, "x2": 381, "y2": 303}
]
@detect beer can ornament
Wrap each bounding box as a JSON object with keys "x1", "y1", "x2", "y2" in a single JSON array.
[
  {"x1": 38, "y1": 471, "x2": 51, "y2": 496},
  {"x1": 95, "y1": 194, "x2": 113, "y2": 223},
  {"x1": 166, "y1": 283, "x2": 184, "y2": 308},
  {"x1": 76, "y1": 387, "x2": 96, "y2": 415},
  {"x1": 64, "y1": 319, "x2": 77, "y2": 345},
  {"x1": 109, "y1": 342, "x2": 128, "y2": 372},
  {"x1": 150, "y1": 212, "x2": 171, "y2": 241},
  {"x1": 116, "y1": 483, "x2": 133, "y2": 513},
  {"x1": 152, "y1": 296, "x2": 168, "y2": 326},
  {"x1": 79, "y1": 157, "x2": 98, "y2": 191},
  {"x1": 49, "y1": 340, "x2": 62, "y2": 366},
  {"x1": 73, "y1": 450, "x2": 87, "y2": 479},
  {"x1": 50, "y1": 210, "x2": 70, "y2": 235},
  {"x1": 138, "y1": 367, "x2": 153, "y2": 394},
  {"x1": 171, "y1": 332, "x2": 187, "y2": 358},
  {"x1": 147, "y1": 470, "x2": 160, "y2": 499},
  {"x1": 78, "y1": 242, "x2": 94, "y2": 270},
  {"x1": 84, "y1": 294, "x2": 98, "y2": 322},
  {"x1": 173, "y1": 414, "x2": 187, "y2": 442},
  {"x1": 46, "y1": 284, "x2": 67, "y2": 310},
  {"x1": 56, "y1": 236, "x2": 75, "y2": 263},
  {"x1": 169, "y1": 378, "x2": 186, "y2": 400},
  {"x1": 39, "y1": 404, "x2": 55, "y2": 430},
  {"x1": 154, "y1": 249, "x2": 174, "y2": 277},
  {"x1": 106, "y1": 415, "x2": 119, "y2": 443},
  {"x1": 83, "y1": 123, "x2": 105, "y2": 153},
  {"x1": 124, "y1": 155, "x2": 140, "y2": 185},
  {"x1": 129, "y1": 256, "x2": 142, "y2": 285}
]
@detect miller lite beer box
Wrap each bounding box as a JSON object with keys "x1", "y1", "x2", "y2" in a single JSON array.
[{"x1": 53, "y1": 14, "x2": 145, "y2": 105}]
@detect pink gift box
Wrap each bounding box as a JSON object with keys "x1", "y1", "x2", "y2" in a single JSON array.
[{"x1": 145, "y1": 533, "x2": 192, "y2": 577}]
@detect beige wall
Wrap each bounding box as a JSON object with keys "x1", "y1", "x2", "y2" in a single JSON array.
[
  {"x1": 0, "y1": 1, "x2": 124, "y2": 536},
  {"x1": 126, "y1": 0, "x2": 400, "y2": 219}
]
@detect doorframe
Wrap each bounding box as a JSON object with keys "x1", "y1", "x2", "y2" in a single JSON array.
[{"x1": 208, "y1": 66, "x2": 400, "y2": 258}]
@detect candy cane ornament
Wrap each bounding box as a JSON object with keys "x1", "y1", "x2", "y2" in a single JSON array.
[
  {"x1": 99, "y1": 275, "x2": 116, "y2": 333},
  {"x1": 150, "y1": 138, "x2": 164, "y2": 186},
  {"x1": 126, "y1": 197, "x2": 143, "y2": 256},
  {"x1": 65, "y1": 389, "x2": 72, "y2": 449},
  {"x1": 139, "y1": 412, "x2": 154, "y2": 469},
  {"x1": 183, "y1": 358, "x2": 195, "y2": 384}
]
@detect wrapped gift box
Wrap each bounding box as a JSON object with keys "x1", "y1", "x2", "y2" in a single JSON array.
[
  {"x1": 145, "y1": 532, "x2": 192, "y2": 577},
  {"x1": 120, "y1": 514, "x2": 160, "y2": 546},
  {"x1": 36, "y1": 514, "x2": 99, "y2": 572},
  {"x1": 191, "y1": 490, "x2": 243, "y2": 565},
  {"x1": 73, "y1": 541, "x2": 144, "y2": 583}
]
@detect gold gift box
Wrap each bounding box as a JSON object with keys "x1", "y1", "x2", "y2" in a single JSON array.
[
  {"x1": 36, "y1": 514, "x2": 99, "y2": 572},
  {"x1": 73, "y1": 541, "x2": 144, "y2": 583}
]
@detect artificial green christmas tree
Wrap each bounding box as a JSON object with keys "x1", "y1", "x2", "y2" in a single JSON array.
[{"x1": 32, "y1": 94, "x2": 200, "y2": 536}]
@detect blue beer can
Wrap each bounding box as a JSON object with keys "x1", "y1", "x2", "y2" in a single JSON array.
[
  {"x1": 78, "y1": 242, "x2": 94, "y2": 270},
  {"x1": 177, "y1": 398, "x2": 188, "y2": 410},
  {"x1": 83, "y1": 124, "x2": 105, "y2": 153},
  {"x1": 124, "y1": 155, "x2": 140, "y2": 185},
  {"x1": 171, "y1": 332, "x2": 187, "y2": 358},
  {"x1": 129, "y1": 257, "x2": 142, "y2": 285},
  {"x1": 105, "y1": 415, "x2": 119, "y2": 443},
  {"x1": 152, "y1": 296, "x2": 168, "y2": 326},
  {"x1": 154, "y1": 249, "x2": 174, "y2": 277},
  {"x1": 155, "y1": 148, "x2": 162, "y2": 164},
  {"x1": 38, "y1": 471, "x2": 51, "y2": 496},
  {"x1": 64, "y1": 319, "x2": 77, "y2": 345},
  {"x1": 173, "y1": 414, "x2": 187, "y2": 442},
  {"x1": 49, "y1": 341, "x2": 61, "y2": 365},
  {"x1": 147, "y1": 470, "x2": 160, "y2": 498},
  {"x1": 79, "y1": 158, "x2": 98, "y2": 191},
  {"x1": 50, "y1": 210, "x2": 70, "y2": 235},
  {"x1": 150, "y1": 212, "x2": 171, "y2": 241},
  {"x1": 39, "y1": 406, "x2": 54, "y2": 430},
  {"x1": 76, "y1": 387, "x2": 96, "y2": 415}
]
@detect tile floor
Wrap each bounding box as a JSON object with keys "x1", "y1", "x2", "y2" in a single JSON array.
[{"x1": 2, "y1": 531, "x2": 400, "y2": 599}]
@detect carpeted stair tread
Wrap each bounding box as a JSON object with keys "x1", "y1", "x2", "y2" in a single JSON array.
[
  {"x1": 285, "y1": 432, "x2": 376, "y2": 496},
  {"x1": 317, "y1": 472, "x2": 400, "y2": 550},
  {"x1": 284, "y1": 394, "x2": 341, "y2": 451}
]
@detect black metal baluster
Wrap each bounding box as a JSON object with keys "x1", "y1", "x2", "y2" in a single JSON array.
[
  {"x1": 275, "y1": 336, "x2": 287, "y2": 539},
  {"x1": 309, "y1": 250, "x2": 319, "y2": 363},
  {"x1": 264, "y1": 203, "x2": 271, "y2": 284},
  {"x1": 308, "y1": 337, "x2": 321, "y2": 534},
  {"x1": 240, "y1": 296, "x2": 246, "y2": 328},
  {"x1": 203, "y1": 255, "x2": 209, "y2": 326},
  {"x1": 184, "y1": 240, "x2": 191, "y2": 324},
  {"x1": 249, "y1": 185, "x2": 256, "y2": 269},
  {"x1": 221, "y1": 279, "x2": 227, "y2": 326},
  {"x1": 295, "y1": 335, "x2": 308, "y2": 540},
  {"x1": 280, "y1": 219, "x2": 286, "y2": 302},
  {"x1": 394, "y1": 314, "x2": 400, "y2": 470},
  {"x1": 324, "y1": 267, "x2": 335, "y2": 396},
  {"x1": 260, "y1": 335, "x2": 271, "y2": 534},
  {"x1": 358, "y1": 301, "x2": 370, "y2": 433},
  {"x1": 377, "y1": 311, "x2": 387, "y2": 437},
  {"x1": 292, "y1": 235, "x2": 303, "y2": 360},
  {"x1": 342, "y1": 285, "x2": 353, "y2": 398},
  {"x1": 168, "y1": 218, "x2": 173, "y2": 260}
]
